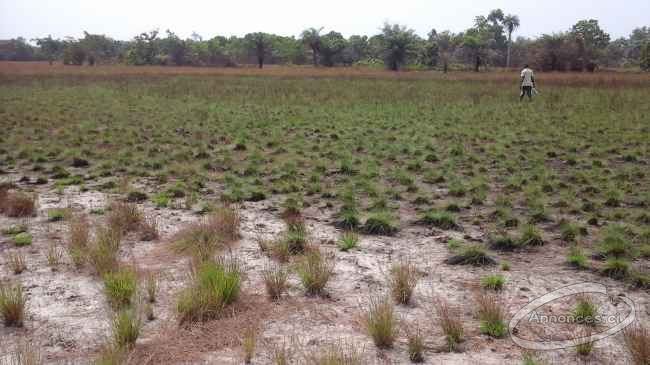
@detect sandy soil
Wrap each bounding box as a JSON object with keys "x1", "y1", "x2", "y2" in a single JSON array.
[{"x1": 1, "y1": 173, "x2": 648, "y2": 365}]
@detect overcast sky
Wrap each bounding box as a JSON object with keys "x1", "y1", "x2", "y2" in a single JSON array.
[{"x1": 1, "y1": 0, "x2": 648, "y2": 41}]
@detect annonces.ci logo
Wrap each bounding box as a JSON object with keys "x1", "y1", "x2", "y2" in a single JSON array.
[{"x1": 509, "y1": 282, "x2": 636, "y2": 350}]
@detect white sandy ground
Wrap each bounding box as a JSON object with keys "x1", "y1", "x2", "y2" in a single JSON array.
[{"x1": 0, "y1": 176, "x2": 648, "y2": 364}]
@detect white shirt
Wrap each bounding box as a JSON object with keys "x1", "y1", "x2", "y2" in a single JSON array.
[{"x1": 521, "y1": 68, "x2": 535, "y2": 87}]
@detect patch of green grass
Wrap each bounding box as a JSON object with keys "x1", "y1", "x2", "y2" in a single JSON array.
[
  {"x1": 364, "y1": 295, "x2": 396, "y2": 349},
  {"x1": 13, "y1": 232, "x2": 32, "y2": 247},
  {"x1": 0, "y1": 282, "x2": 26, "y2": 327},
  {"x1": 419, "y1": 210, "x2": 458, "y2": 230},
  {"x1": 481, "y1": 274, "x2": 506, "y2": 291},
  {"x1": 296, "y1": 248, "x2": 335, "y2": 296},
  {"x1": 103, "y1": 268, "x2": 137, "y2": 310},
  {"x1": 567, "y1": 246, "x2": 589, "y2": 269},
  {"x1": 338, "y1": 231, "x2": 359, "y2": 251},
  {"x1": 362, "y1": 211, "x2": 398, "y2": 236},
  {"x1": 602, "y1": 257, "x2": 630, "y2": 279},
  {"x1": 573, "y1": 295, "x2": 598, "y2": 326}
]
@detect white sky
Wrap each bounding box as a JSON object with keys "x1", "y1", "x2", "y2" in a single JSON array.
[{"x1": 1, "y1": 0, "x2": 648, "y2": 41}]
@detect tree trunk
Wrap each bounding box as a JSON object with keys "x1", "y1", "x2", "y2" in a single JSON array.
[
  {"x1": 506, "y1": 32, "x2": 512, "y2": 68},
  {"x1": 475, "y1": 54, "x2": 481, "y2": 72},
  {"x1": 312, "y1": 47, "x2": 318, "y2": 67},
  {"x1": 443, "y1": 58, "x2": 448, "y2": 73},
  {"x1": 258, "y1": 55, "x2": 264, "y2": 68}
]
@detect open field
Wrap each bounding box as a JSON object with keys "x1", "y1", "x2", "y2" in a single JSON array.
[{"x1": 1, "y1": 63, "x2": 649, "y2": 364}]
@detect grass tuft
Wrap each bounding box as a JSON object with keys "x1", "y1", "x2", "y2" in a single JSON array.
[
  {"x1": 103, "y1": 267, "x2": 138, "y2": 310},
  {"x1": 364, "y1": 295, "x2": 397, "y2": 349},
  {"x1": 481, "y1": 274, "x2": 506, "y2": 291},
  {"x1": 262, "y1": 262, "x2": 289, "y2": 301},
  {"x1": 475, "y1": 292, "x2": 507, "y2": 338},
  {"x1": 296, "y1": 248, "x2": 335, "y2": 296},
  {"x1": 0, "y1": 282, "x2": 26, "y2": 327},
  {"x1": 623, "y1": 324, "x2": 650, "y2": 365},
  {"x1": 387, "y1": 259, "x2": 419, "y2": 305},
  {"x1": 433, "y1": 298, "x2": 464, "y2": 352}
]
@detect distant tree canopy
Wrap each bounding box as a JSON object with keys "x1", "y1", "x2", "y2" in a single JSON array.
[{"x1": 2, "y1": 11, "x2": 648, "y2": 71}]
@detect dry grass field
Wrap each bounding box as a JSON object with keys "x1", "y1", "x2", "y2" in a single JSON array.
[{"x1": 0, "y1": 62, "x2": 649, "y2": 364}]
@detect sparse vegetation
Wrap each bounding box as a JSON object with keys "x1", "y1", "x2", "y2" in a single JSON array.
[
  {"x1": 475, "y1": 292, "x2": 508, "y2": 338},
  {"x1": 481, "y1": 274, "x2": 506, "y2": 291},
  {"x1": 262, "y1": 262, "x2": 289, "y2": 300},
  {"x1": 103, "y1": 267, "x2": 138, "y2": 310},
  {"x1": 433, "y1": 298, "x2": 464, "y2": 352},
  {"x1": 623, "y1": 323, "x2": 650, "y2": 365},
  {"x1": 8, "y1": 251, "x2": 27, "y2": 274},
  {"x1": 338, "y1": 231, "x2": 359, "y2": 251}
]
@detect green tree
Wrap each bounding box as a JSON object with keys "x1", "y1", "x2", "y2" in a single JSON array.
[
  {"x1": 571, "y1": 19, "x2": 610, "y2": 71},
  {"x1": 34, "y1": 35, "x2": 63, "y2": 65},
  {"x1": 379, "y1": 23, "x2": 419, "y2": 71},
  {"x1": 641, "y1": 42, "x2": 650, "y2": 71},
  {"x1": 79, "y1": 32, "x2": 118, "y2": 65},
  {"x1": 301, "y1": 27, "x2": 323, "y2": 66},
  {"x1": 127, "y1": 30, "x2": 160, "y2": 65},
  {"x1": 160, "y1": 30, "x2": 188, "y2": 66},
  {"x1": 503, "y1": 14, "x2": 520, "y2": 68},
  {"x1": 319, "y1": 31, "x2": 346, "y2": 67},
  {"x1": 63, "y1": 39, "x2": 86, "y2": 66},
  {"x1": 244, "y1": 32, "x2": 274, "y2": 68}
]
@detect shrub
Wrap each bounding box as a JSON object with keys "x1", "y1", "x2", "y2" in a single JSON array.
[
  {"x1": 623, "y1": 324, "x2": 650, "y2": 365},
  {"x1": 8, "y1": 251, "x2": 27, "y2": 274},
  {"x1": 419, "y1": 211, "x2": 457, "y2": 230},
  {"x1": 387, "y1": 259, "x2": 419, "y2": 305},
  {"x1": 433, "y1": 298, "x2": 464, "y2": 352},
  {"x1": 1, "y1": 191, "x2": 37, "y2": 218},
  {"x1": 338, "y1": 231, "x2": 359, "y2": 251},
  {"x1": 0, "y1": 282, "x2": 26, "y2": 327},
  {"x1": 112, "y1": 308, "x2": 142, "y2": 349},
  {"x1": 481, "y1": 274, "x2": 505, "y2": 291},
  {"x1": 362, "y1": 212, "x2": 398, "y2": 235},
  {"x1": 364, "y1": 295, "x2": 397, "y2": 349},
  {"x1": 475, "y1": 292, "x2": 507, "y2": 338},
  {"x1": 262, "y1": 263, "x2": 288, "y2": 301},
  {"x1": 13, "y1": 232, "x2": 33, "y2": 247},
  {"x1": 445, "y1": 245, "x2": 497, "y2": 266},
  {"x1": 296, "y1": 249, "x2": 335, "y2": 296},
  {"x1": 103, "y1": 268, "x2": 137, "y2": 310},
  {"x1": 176, "y1": 257, "x2": 241, "y2": 324}
]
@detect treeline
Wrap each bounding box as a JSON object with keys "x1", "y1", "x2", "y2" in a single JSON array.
[{"x1": 1, "y1": 10, "x2": 649, "y2": 72}]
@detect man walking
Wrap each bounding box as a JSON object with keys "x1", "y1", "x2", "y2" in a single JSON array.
[{"x1": 520, "y1": 64, "x2": 536, "y2": 101}]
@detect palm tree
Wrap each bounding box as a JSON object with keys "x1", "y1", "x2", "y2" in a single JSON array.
[
  {"x1": 301, "y1": 27, "x2": 323, "y2": 67},
  {"x1": 503, "y1": 14, "x2": 520, "y2": 68}
]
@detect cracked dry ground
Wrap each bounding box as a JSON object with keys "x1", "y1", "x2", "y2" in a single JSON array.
[{"x1": 1, "y1": 178, "x2": 648, "y2": 365}]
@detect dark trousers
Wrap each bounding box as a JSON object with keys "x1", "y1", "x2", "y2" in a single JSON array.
[{"x1": 520, "y1": 86, "x2": 533, "y2": 101}]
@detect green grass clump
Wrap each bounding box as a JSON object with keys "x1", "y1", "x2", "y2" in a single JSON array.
[
  {"x1": 176, "y1": 257, "x2": 241, "y2": 324},
  {"x1": 338, "y1": 231, "x2": 359, "y2": 251},
  {"x1": 2, "y1": 224, "x2": 27, "y2": 236},
  {"x1": 433, "y1": 298, "x2": 464, "y2": 352},
  {"x1": 111, "y1": 309, "x2": 142, "y2": 349},
  {"x1": 47, "y1": 208, "x2": 70, "y2": 222},
  {"x1": 0, "y1": 283, "x2": 26, "y2": 327},
  {"x1": 103, "y1": 268, "x2": 137, "y2": 310},
  {"x1": 362, "y1": 212, "x2": 398, "y2": 236},
  {"x1": 445, "y1": 245, "x2": 497, "y2": 266},
  {"x1": 13, "y1": 232, "x2": 32, "y2": 247},
  {"x1": 567, "y1": 246, "x2": 589, "y2": 269},
  {"x1": 387, "y1": 259, "x2": 419, "y2": 305},
  {"x1": 475, "y1": 292, "x2": 507, "y2": 338},
  {"x1": 602, "y1": 257, "x2": 630, "y2": 279},
  {"x1": 573, "y1": 295, "x2": 598, "y2": 326},
  {"x1": 598, "y1": 226, "x2": 632, "y2": 258},
  {"x1": 481, "y1": 274, "x2": 506, "y2": 291},
  {"x1": 419, "y1": 211, "x2": 457, "y2": 230},
  {"x1": 518, "y1": 224, "x2": 544, "y2": 247},
  {"x1": 489, "y1": 233, "x2": 518, "y2": 251},
  {"x1": 296, "y1": 249, "x2": 335, "y2": 296}
]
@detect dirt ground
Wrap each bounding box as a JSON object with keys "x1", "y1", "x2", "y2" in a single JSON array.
[{"x1": 1, "y1": 172, "x2": 648, "y2": 365}]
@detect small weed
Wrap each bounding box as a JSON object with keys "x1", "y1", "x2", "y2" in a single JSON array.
[
  {"x1": 406, "y1": 326, "x2": 425, "y2": 363},
  {"x1": 145, "y1": 273, "x2": 157, "y2": 303},
  {"x1": 501, "y1": 261, "x2": 511, "y2": 271},
  {"x1": 242, "y1": 327, "x2": 257, "y2": 364},
  {"x1": 111, "y1": 308, "x2": 142, "y2": 349},
  {"x1": 567, "y1": 246, "x2": 589, "y2": 269},
  {"x1": 47, "y1": 243, "x2": 62, "y2": 268},
  {"x1": 573, "y1": 295, "x2": 598, "y2": 326}
]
